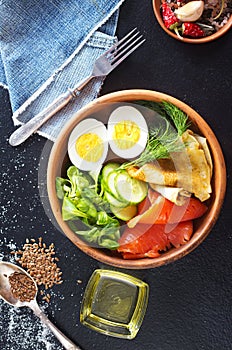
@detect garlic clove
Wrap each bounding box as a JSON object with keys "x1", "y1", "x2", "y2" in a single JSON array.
[{"x1": 175, "y1": 1, "x2": 204, "y2": 22}]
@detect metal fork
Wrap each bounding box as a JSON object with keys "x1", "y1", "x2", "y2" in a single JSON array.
[{"x1": 9, "y1": 28, "x2": 145, "y2": 146}]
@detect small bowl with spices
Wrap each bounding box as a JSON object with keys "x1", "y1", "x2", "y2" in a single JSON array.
[{"x1": 153, "y1": 0, "x2": 232, "y2": 43}]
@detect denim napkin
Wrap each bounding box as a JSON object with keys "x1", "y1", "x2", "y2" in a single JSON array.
[{"x1": 0, "y1": 0, "x2": 125, "y2": 141}]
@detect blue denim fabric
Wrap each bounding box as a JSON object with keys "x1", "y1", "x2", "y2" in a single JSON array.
[
  {"x1": 0, "y1": 0, "x2": 125, "y2": 140},
  {"x1": 0, "y1": 54, "x2": 7, "y2": 87}
]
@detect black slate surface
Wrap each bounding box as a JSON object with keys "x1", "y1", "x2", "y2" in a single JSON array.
[{"x1": 0, "y1": 1, "x2": 232, "y2": 349}]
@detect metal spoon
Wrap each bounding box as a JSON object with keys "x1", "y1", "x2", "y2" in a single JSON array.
[{"x1": 0, "y1": 261, "x2": 82, "y2": 350}]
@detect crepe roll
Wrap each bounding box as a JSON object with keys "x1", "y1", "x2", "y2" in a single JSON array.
[{"x1": 127, "y1": 130, "x2": 212, "y2": 202}]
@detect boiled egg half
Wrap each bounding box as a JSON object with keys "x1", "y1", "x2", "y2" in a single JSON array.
[
  {"x1": 107, "y1": 106, "x2": 148, "y2": 159},
  {"x1": 68, "y1": 118, "x2": 108, "y2": 171}
]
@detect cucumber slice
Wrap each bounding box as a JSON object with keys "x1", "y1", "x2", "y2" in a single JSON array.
[
  {"x1": 105, "y1": 171, "x2": 120, "y2": 199},
  {"x1": 115, "y1": 171, "x2": 148, "y2": 204},
  {"x1": 104, "y1": 191, "x2": 128, "y2": 208},
  {"x1": 110, "y1": 204, "x2": 137, "y2": 221},
  {"x1": 102, "y1": 162, "x2": 120, "y2": 182}
]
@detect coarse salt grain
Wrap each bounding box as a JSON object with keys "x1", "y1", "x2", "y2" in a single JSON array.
[{"x1": 0, "y1": 299, "x2": 63, "y2": 350}]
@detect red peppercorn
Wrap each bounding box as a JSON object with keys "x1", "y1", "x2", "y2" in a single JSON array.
[{"x1": 182, "y1": 22, "x2": 205, "y2": 38}]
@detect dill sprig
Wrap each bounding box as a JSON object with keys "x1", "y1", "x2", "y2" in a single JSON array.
[
  {"x1": 124, "y1": 119, "x2": 184, "y2": 168},
  {"x1": 161, "y1": 101, "x2": 190, "y2": 135},
  {"x1": 134, "y1": 100, "x2": 167, "y2": 117},
  {"x1": 134, "y1": 100, "x2": 190, "y2": 135},
  {"x1": 123, "y1": 100, "x2": 191, "y2": 167}
]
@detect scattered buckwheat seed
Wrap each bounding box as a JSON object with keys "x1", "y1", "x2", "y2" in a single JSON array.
[{"x1": 11, "y1": 237, "x2": 63, "y2": 302}]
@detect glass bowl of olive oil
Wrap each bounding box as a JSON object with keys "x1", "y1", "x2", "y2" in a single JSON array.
[{"x1": 80, "y1": 269, "x2": 149, "y2": 339}]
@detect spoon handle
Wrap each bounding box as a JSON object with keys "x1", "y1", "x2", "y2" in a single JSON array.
[{"x1": 29, "y1": 301, "x2": 82, "y2": 350}]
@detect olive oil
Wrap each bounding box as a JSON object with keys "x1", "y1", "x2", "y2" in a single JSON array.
[{"x1": 80, "y1": 270, "x2": 149, "y2": 339}]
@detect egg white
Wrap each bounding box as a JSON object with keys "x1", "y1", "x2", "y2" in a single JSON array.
[
  {"x1": 68, "y1": 118, "x2": 108, "y2": 171},
  {"x1": 107, "y1": 106, "x2": 148, "y2": 159}
]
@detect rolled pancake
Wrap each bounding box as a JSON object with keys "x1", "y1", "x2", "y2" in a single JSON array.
[
  {"x1": 194, "y1": 134, "x2": 213, "y2": 178},
  {"x1": 127, "y1": 130, "x2": 212, "y2": 202}
]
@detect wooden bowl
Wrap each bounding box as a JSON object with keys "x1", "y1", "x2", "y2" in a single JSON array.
[
  {"x1": 152, "y1": 0, "x2": 232, "y2": 44},
  {"x1": 47, "y1": 89, "x2": 226, "y2": 269}
]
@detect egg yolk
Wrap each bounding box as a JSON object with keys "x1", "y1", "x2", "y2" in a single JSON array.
[
  {"x1": 113, "y1": 120, "x2": 140, "y2": 149},
  {"x1": 75, "y1": 133, "x2": 104, "y2": 162}
]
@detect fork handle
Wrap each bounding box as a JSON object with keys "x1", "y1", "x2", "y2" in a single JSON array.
[
  {"x1": 72, "y1": 75, "x2": 93, "y2": 95},
  {"x1": 9, "y1": 74, "x2": 94, "y2": 147},
  {"x1": 9, "y1": 90, "x2": 73, "y2": 146}
]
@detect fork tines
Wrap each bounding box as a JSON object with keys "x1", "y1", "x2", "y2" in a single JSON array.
[{"x1": 108, "y1": 28, "x2": 145, "y2": 66}]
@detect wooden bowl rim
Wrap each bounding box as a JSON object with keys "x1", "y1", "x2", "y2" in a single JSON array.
[
  {"x1": 47, "y1": 89, "x2": 226, "y2": 269},
  {"x1": 152, "y1": 0, "x2": 232, "y2": 44}
]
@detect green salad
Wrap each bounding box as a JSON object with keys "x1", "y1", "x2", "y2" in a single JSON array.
[{"x1": 56, "y1": 101, "x2": 191, "y2": 250}]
